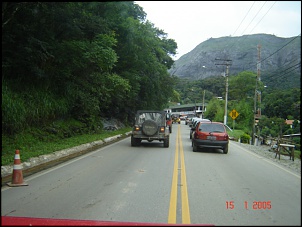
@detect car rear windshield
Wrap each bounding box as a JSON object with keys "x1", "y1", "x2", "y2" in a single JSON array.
[{"x1": 199, "y1": 123, "x2": 225, "y2": 133}]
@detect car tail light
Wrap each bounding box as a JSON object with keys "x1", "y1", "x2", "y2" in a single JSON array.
[
  {"x1": 194, "y1": 130, "x2": 206, "y2": 139},
  {"x1": 214, "y1": 133, "x2": 229, "y2": 141},
  {"x1": 224, "y1": 134, "x2": 229, "y2": 140},
  {"x1": 134, "y1": 126, "x2": 140, "y2": 131},
  {"x1": 199, "y1": 132, "x2": 208, "y2": 140},
  {"x1": 160, "y1": 127, "x2": 165, "y2": 132}
]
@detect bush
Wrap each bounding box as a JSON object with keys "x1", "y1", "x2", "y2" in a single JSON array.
[{"x1": 240, "y1": 133, "x2": 251, "y2": 144}]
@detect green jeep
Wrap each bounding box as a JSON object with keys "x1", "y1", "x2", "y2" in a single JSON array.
[{"x1": 131, "y1": 110, "x2": 170, "y2": 148}]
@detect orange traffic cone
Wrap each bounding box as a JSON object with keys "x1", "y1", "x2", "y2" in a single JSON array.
[{"x1": 7, "y1": 150, "x2": 28, "y2": 187}]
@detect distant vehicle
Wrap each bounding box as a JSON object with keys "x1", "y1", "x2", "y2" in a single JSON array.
[
  {"x1": 190, "y1": 118, "x2": 211, "y2": 139},
  {"x1": 185, "y1": 114, "x2": 195, "y2": 125},
  {"x1": 192, "y1": 121, "x2": 229, "y2": 154},
  {"x1": 172, "y1": 114, "x2": 181, "y2": 124},
  {"x1": 179, "y1": 115, "x2": 186, "y2": 121},
  {"x1": 189, "y1": 117, "x2": 201, "y2": 127},
  {"x1": 131, "y1": 110, "x2": 170, "y2": 148},
  {"x1": 166, "y1": 113, "x2": 172, "y2": 133}
]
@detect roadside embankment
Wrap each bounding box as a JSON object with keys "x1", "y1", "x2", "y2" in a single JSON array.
[{"x1": 1, "y1": 132, "x2": 132, "y2": 186}]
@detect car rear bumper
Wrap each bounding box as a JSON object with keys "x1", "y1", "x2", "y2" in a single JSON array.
[
  {"x1": 193, "y1": 139, "x2": 228, "y2": 149},
  {"x1": 132, "y1": 132, "x2": 169, "y2": 140}
]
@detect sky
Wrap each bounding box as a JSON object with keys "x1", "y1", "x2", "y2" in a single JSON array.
[{"x1": 135, "y1": 1, "x2": 301, "y2": 60}]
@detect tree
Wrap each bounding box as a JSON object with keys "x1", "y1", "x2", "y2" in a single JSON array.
[
  {"x1": 262, "y1": 88, "x2": 300, "y2": 119},
  {"x1": 228, "y1": 71, "x2": 259, "y2": 100},
  {"x1": 204, "y1": 98, "x2": 224, "y2": 122},
  {"x1": 2, "y1": 2, "x2": 178, "y2": 134}
]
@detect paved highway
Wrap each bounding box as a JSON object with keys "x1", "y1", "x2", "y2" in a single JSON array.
[{"x1": 1, "y1": 123, "x2": 301, "y2": 225}]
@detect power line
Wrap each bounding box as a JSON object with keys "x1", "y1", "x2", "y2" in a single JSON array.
[
  {"x1": 213, "y1": 3, "x2": 300, "y2": 87},
  {"x1": 262, "y1": 61, "x2": 301, "y2": 81},
  {"x1": 232, "y1": 1, "x2": 256, "y2": 36},
  {"x1": 262, "y1": 63, "x2": 301, "y2": 89},
  {"x1": 248, "y1": 1, "x2": 276, "y2": 34},
  {"x1": 228, "y1": 1, "x2": 270, "y2": 52},
  {"x1": 279, "y1": 62, "x2": 301, "y2": 75},
  {"x1": 266, "y1": 63, "x2": 301, "y2": 82},
  {"x1": 219, "y1": 1, "x2": 280, "y2": 65},
  {"x1": 242, "y1": 34, "x2": 301, "y2": 73},
  {"x1": 240, "y1": 1, "x2": 267, "y2": 35},
  {"x1": 215, "y1": 59, "x2": 232, "y2": 125},
  {"x1": 218, "y1": 3, "x2": 256, "y2": 58},
  {"x1": 260, "y1": 35, "x2": 300, "y2": 64}
]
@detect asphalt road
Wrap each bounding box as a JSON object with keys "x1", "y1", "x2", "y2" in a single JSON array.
[{"x1": 1, "y1": 123, "x2": 301, "y2": 226}]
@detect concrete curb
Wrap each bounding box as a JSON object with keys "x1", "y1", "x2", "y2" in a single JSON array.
[{"x1": 2, "y1": 132, "x2": 132, "y2": 186}]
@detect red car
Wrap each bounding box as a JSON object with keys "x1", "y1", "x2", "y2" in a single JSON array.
[{"x1": 192, "y1": 121, "x2": 229, "y2": 154}]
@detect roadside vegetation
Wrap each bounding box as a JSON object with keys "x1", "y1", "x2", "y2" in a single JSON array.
[{"x1": 2, "y1": 120, "x2": 132, "y2": 166}]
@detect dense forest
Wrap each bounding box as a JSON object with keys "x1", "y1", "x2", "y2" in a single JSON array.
[{"x1": 2, "y1": 2, "x2": 178, "y2": 135}]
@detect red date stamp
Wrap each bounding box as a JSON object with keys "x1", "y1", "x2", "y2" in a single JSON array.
[{"x1": 226, "y1": 201, "x2": 272, "y2": 210}]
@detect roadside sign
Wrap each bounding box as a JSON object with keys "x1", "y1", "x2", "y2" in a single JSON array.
[{"x1": 229, "y1": 109, "x2": 239, "y2": 120}]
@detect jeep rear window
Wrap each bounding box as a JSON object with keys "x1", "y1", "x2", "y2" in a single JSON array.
[{"x1": 137, "y1": 113, "x2": 163, "y2": 124}]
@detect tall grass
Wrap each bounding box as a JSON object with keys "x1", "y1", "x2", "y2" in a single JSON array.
[
  {"x1": 2, "y1": 80, "x2": 69, "y2": 134},
  {"x1": 2, "y1": 78, "x2": 133, "y2": 166},
  {"x1": 2, "y1": 124, "x2": 132, "y2": 166},
  {"x1": 2, "y1": 83, "x2": 27, "y2": 133}
]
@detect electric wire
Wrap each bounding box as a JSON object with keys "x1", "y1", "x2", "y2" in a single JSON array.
[
  {"x1": 232, "y1": 1, "x2": 256, "y2": 36},
  {"x1": 248, "y1": 2, "x2": 276, "y2": 35},
  {"x1": 262, "y1": 59, "x2": 301, "y2": 79},
  {"x1": 225, "y1": 34, "x2": 301, "y2": 79},
  {"x1": 259, "y1": 60, "x2": 301, "y2": 90},
  {"x1": 265, "y1": 63, "x2": 301, "y2": 82},
  {"x1": 259, "y1": 35, "x2": 300, "y2": 66},
  {"x1": 217, "y1": 1, "x2": 296, "y2": 77},
  {"x1": 211, "y1": 2, "x2": 300, "y2": 91},
  {"x1": 223, "y1": 2, "x2": 257, "y2": 57},
  {"x1": 240, "y1": 1, "x2": 267, "y2": 35},
  {"x1": 218, "y1": 1, "x2": 272, "y2": 65}
]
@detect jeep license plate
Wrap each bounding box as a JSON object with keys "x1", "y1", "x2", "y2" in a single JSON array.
[{"x1": 207, "y1": 136, "x2": 216, "y2": 140}]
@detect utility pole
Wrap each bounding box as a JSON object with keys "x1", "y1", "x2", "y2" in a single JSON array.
[
  {"x1": 215, "y1": 59, "x2": 232, "y2": 125},
  {"x1": 257, "y1": 44, "x2": 262, "y2": 117},
  {"x1": 253, "y1": 44, "x2": 261, "y2": 145},
  {"x1": 202, "y1": 90, "x2": 205, "y2": 119}
]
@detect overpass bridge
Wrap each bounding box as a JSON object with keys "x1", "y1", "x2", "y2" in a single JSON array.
[{"x1": 164, "y1": 102, "x2": 207, "y2": 118}]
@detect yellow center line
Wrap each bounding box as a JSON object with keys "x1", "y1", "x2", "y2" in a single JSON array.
[
  {"x1": 168, "y1": 125, "x2": 178, "y2": 224},
  {"x1": 168, "y1": 124, "x2": 191, "y2": 224},
  {"x1": 179, "y1": 125, "x2": 191, "y2": 224}
]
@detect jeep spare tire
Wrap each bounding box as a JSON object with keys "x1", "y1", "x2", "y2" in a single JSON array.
[{"x1": 142, "y1": 120, "x2": 158, "y2": 136}]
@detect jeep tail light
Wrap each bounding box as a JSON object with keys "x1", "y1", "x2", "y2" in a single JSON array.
[
  {"x1": 160, "y1": 127, "x2": 165, "y2": 132},
  {"x1": 134, "y1": 126, "x2": 140, "y2": 131}
]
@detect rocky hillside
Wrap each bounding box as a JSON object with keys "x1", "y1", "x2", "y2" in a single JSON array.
[{"x1": 169, "y1": 34, "x2": 301, "y2": 86}]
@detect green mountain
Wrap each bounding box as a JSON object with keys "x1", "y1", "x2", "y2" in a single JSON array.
[{"x1": 168, "y1": 34, "x2": 301, "y2": 90}]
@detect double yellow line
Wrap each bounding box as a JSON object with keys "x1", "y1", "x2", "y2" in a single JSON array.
[{"x1": 168, "y1": 124, "x2": 191, "y2": 224}]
